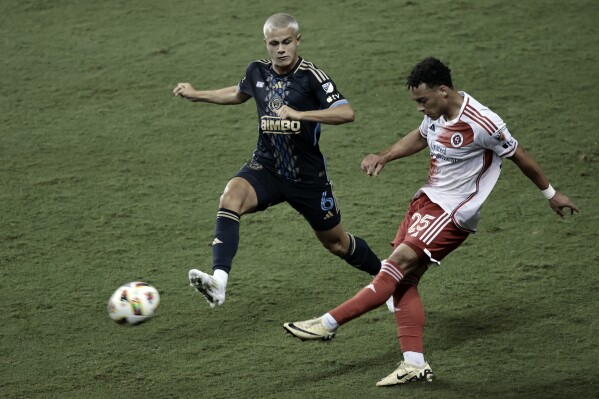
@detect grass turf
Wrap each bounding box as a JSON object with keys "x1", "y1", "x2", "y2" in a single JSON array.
[{"x1": 1, "y1": 0, "x2": 598, "y2": 398}]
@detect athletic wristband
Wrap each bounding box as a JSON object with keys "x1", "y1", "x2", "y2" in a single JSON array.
[{"x1": 541, "y1": 184, "x2": 556, "y2": 200}]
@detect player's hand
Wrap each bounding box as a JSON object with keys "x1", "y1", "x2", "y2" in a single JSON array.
[
  {"x1": 548, "y1": 191, "x2": 579, "y2": 217},
  {"x1": 276, "y1": 105, "x2": 302, "y2": 121},
  {"x1": 361, "y1": 154, "x2": 386, "y2": 176},
  {"x1": 173, "y1": 83, "x2": 196, "y2": 100}
]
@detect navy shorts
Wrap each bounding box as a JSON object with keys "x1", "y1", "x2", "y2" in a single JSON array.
[{"x1": 235, "y1": 160, "x2": 341, "y2": 231}]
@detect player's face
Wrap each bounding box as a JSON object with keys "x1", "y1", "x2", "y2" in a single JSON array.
[
  {"x1": 264, "y1": 27, "x2": 300, "y2": 74},
  {"x1": 410, "y1": 83, "x2": 449, "y2": 121}
]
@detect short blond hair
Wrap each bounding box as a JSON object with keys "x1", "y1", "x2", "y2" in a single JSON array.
[{"x1": 263, "y1": 13, "x2": 299, "y2": 37}]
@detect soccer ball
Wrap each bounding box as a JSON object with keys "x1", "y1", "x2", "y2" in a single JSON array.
[{"x1": 107, "y1": 282, "x2": 160, "y2": 325}]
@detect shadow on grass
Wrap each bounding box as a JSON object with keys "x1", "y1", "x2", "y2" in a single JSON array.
[{"x1": 425, "y1": 304, "x2": 520, "y2": 350}]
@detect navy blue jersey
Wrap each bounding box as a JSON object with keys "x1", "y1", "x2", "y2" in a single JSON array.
[{"x1": 237, "y1": 57, "x2": 348, "y2": 185}]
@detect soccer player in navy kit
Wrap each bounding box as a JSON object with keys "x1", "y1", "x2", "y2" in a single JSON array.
[{"x1": 173, "y1": 13, "x2": 381, "y2": 307}]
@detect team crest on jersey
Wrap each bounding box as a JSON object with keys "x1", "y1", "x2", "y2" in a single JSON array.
[
  {"x1": 321, "y1": 82, "x2": 334, "y2": 94},
  {"x1": 451, "y1": 132, "x2": 464, "y2": 148},
  {"x1": 268, "y1": 96, "x2": 283, "y2": 112}
]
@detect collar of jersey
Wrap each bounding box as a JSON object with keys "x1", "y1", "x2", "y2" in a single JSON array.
[{"x1": 270, "y1": 57, "x2": 303, "y2": 77}]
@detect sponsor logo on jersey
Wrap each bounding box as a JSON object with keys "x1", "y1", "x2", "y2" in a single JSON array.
[
  {"x1": 260, "y1": 116, "x2": 301, "y2": 134},
  {"x1": 256, "y1": 81, "x2": 265, "y2": 88},
  {"x1": 321, "y1": 82, "x2": 334, "y2": 93},
  {"x1": 326, "y1": 93, "x2": 341, "y2": 103},
  {"x1": 492, "y1": 127, "x2": 506, "y2": 141},
  {"x1": 451, "y1": 132, "x2": 464, "y2": 148},
  {"x1": 272, "y1": 80, "x2": 286, "y2": 90},
  {"x1": 502, "y1": 138, "x2": 515, "y2": 149},
  {"x1": 430, "y1": 142, "x2": 447, "y2": 155}
]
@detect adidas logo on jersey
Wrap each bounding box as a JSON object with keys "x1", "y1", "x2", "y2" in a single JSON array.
[{"x1": 323, "y1": 211, "x2": 334, "y2": 220}]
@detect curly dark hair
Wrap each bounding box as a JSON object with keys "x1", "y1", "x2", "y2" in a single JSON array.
[{"x1": 406, "y1": 57, "x2": 453, "y2": 89}]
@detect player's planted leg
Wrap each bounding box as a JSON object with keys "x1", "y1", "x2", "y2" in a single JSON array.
[
  {"x1": 342, "y1": 233, "x2": 382, "y2": 275},
  {"x1": 376, "y1": 361, "x2": 433, "y2": 386}
]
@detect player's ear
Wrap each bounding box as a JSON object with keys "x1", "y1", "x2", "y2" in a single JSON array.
[
  {"x1": 439, "y1": 85, "x2": 449, "y2": 98},
  {"x1": 296, "y1": 34, "x2": 301, "y2": 46}
]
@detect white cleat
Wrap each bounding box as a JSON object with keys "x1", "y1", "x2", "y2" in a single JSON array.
[
  {"x1": 188, "y1": 269, "x2": 225, "y2": 308},
  {"x1": 376, "y1": 361, "x2": 433, "y2": 386},
  {"x1": 283, "y1": 317, "x2": 336, "y2": 341}
]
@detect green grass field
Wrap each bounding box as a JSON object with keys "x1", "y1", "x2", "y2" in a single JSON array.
[{"x1": 2, "y1": 0, "x2": 598, "y2": 398}]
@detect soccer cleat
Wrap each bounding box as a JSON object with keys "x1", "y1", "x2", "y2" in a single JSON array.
[
  {"x1": 188, "y1": 269, "x2": 226, "y2": 308},
  {"x1": 283, "y1": 317, "x2": 336, "y2": 341},
  {"x1": 376, "y1": 361, "x2": 434, "y2": 386}
]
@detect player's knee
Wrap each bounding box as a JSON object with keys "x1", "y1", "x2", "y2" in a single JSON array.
[
  {"x1": 389, "y1": 246, "x2": 420, "y2": 275},
  {"x1": 322, "y1": 239, "x2": 346, "y2": 257},
  {"x1": 219, "y1": 179, "x2": 256, "y2": 213},
  {"x1": 219, "y1": 191, "x2": 242, "y2": 210}
]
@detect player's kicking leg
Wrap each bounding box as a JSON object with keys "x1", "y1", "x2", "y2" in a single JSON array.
[
  {"x1": 283, "y1": 316, "x2": 337, "y2": 340},
  {"x1": 188, "y1": 269, "x2": 226, "y2": 308},
  {"x1": 188, "y1": 174, "x2": 259, "y2": 308}
]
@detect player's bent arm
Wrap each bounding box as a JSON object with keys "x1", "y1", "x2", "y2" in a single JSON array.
[
  {"x1": 508, "y1": 146, "x2": 579, "y2": 217},
  {"x1": 361, "y1": 128, "x2": 427, "y2": 176},
  {"x1": 173, "y1": 84, "x2": 251, "y2": 105},
  {"x1": 380, "y1": 128, "x2": 428, "y2": 162},
  {"x1": 285, "y1": 103, "x2": 355, "y2": 125}
]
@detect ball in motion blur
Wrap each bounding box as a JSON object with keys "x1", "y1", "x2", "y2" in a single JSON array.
[{"x1": 107, "y1": 282, "x2": 160, "y2": 325}]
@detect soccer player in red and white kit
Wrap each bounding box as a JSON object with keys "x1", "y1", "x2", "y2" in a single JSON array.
[{"x1": 283, "y1": 57, "x2": 579, "y2": 386}]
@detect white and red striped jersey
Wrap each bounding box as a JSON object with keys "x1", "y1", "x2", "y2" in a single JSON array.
[{"x1": 417, "y1": 92, "x2": 518, "y2": 232}]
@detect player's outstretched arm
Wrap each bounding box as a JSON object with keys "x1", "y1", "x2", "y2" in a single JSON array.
[
  {"x1": 361, "y1": 128, "x2": 427, "y2": 176},
  {"x1": 173, "y1": 83, "x2": 251, "y2": 105},
  {"x1": 508, "y1": 146, "x2": 579, "y2": 217},
  {"x1": 276, "y1": 103, "x2": 355, "y2": 125}
]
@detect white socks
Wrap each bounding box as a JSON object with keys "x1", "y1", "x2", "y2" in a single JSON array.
[
  {"x1": 213, "y1": 269, "x2": 229, "y2": 288},
  {"x1": 322, "y1": 313, "x2": 339, "y2": 331},
  {"x1": 403, "y1": 351, "x2": 425, "y2": 367}
]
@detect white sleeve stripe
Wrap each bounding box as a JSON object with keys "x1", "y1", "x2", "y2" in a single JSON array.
[
  {"x1": 298, "y1": 66, "x2": 323, "y2": 82},
  {"x1": 305, "y1": 61, "x2": 329, "y2": 81},
  {"x1": 298, "y1": 61, "x2": 329, "y2": 82},
  {"x1": 463, "y1": 107, "x2": 495, "y2": 135},
  {"x1": 464, "y1": 103, "x2": 499, "y2": 132}
]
